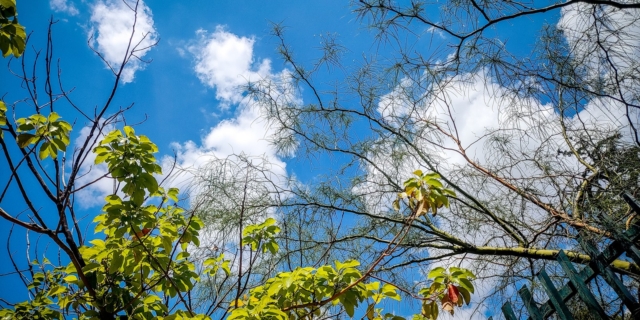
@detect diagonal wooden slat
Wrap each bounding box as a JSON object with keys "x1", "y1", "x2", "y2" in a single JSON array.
[
  {"x1": 556, "y1": 251, "x2": 608, "y2": 319},
  {"x1": 623, "y1": 192, "x2": 640, "y2": 215},
  {"x1": 537, "y1": 269, "x2": 574, "y2": 320},
  {"x1": 580, "y1": 238, "x2": 640, "y2": 314},
  {"x1": 626, "y1": 245, "x2": 640, "y2": 267},
  {"x1": 518, "y1": 285, "x2": 543, "y2": 320},
  {"x1": 535, "y1": 205, "x2": 640, "y2": 319},
  {"x1": 496, "y1": 193, "x2": 640, "y2": 320},
  {"x1": 501, "y1": 301, "x2": 519, "y2": 320}
]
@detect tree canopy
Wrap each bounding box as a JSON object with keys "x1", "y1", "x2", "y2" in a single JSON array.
[{"x1": 1, "y1": 0, "x2": 640, "y2": 319}]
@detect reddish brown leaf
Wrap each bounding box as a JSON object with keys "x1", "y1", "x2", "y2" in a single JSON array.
[{"x1": 448, "y1": 283, "x2": 460, "y2": 304}]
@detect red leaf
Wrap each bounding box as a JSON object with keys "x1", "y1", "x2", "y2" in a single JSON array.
[{"x1": 448, "y1": 283, "x2": 460, "y2": 304}]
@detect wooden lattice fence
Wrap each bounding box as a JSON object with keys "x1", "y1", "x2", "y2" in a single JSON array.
[{"x1": 489, "y1": 193, "x2": 640, "y2": 320}]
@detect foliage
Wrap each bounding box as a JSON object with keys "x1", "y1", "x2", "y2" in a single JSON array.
[
  {"x1": 0, "y1": 96, "x2": 475, "y2": 318},
  {"x1": 13, "y1": 0, "x2": 633, "y2": 318},
  {"x1": 242, "y1": 217, "x2": 281, "y2": 254},
  {"x1": 0, "y1": 108, "x2": 476, "y2": 319},
  {"x1": 241, "y1": 1, "x2": 640, "y2": 316},
  {"x1": 0, "y1": 126, "x2": 212, "y2": 319},
  {"x1": 0, "y1": 23, "x2": 476, "y2": 315},
  {"x1": 393, "y1": 170, "x2": 455, "y2": 217},
  {"x1": 0, "y1": 100, "x2": 6, "y2": 138},
  {"x1": 0, "y1": 0, "x2": 25, "y2": 57},
  {"x1": 228, "y1": 260, "x2": 393, "y2": 320},
  {"x1": 225, "y1": 174, "x2": 471, "y2": 319},
  {"x1": 419, "y1": 267, "x2": 476, "y2": 319},
  {"x1": 16, "y1": 112, "x2": 72, "y2": 160},
  {"x1": 228, "y1": 261, "x2": 475, "y2": 320}
]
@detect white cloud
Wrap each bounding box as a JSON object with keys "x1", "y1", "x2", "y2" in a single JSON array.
[
  {"x1": 558, "y1": 2, "x2": 640, "y2": 73},
  {"x1": 162, "y1": 103, "x2": 289, "y2": 191},
  {"x1": 50, "y1": 0, "x2": 79, "y2": 15},
  {"x1": 89, "y1": 0, "x2": 158, "y2": 83},
  {"x1": 558, "y1": 2, "x2": 640, "y2": 139},
  {"x1": 188, "y1": 27, "x2": 273, "y2": 108},
  {"x1": 164, "y1": 28, "x2": 299, "y2": 272},
  {"x1": 162, "y1": 28, "x2": 299, "y2": 195},
  {"x1": 156, "y1": 29, "x2": 302, "y2": 268},
  {"x1": 363, "y1": 67, "x2": 639, "y2": 318}
]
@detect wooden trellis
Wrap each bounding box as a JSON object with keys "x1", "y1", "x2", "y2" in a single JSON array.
[{"x1": 489, "y1": 193, "x2": 640, "y2": 320}]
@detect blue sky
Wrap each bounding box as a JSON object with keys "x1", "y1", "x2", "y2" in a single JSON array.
[
  {"x1": 0, "y1": 0, "x2": 382, "y2": 309},
  {"x1": 0, "y1": 1, "x2": 604, "y2": 318}
]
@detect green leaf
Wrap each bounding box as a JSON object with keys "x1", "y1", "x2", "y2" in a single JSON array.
[
  {"x1": 427, "y1": 267, "x2": 445, "y2": 279},
  {"x1": 457, "y1": 286, "x2": 471, "y2": 305},
  {"x1": 104, "y1": 194, "x2": 122, "y2": 205},
  {"x1": 343, "y1": 299, "x2": 355, "y2": 317},
  {"x1": 58, "y1": 121, "x2": 72, "y2": 131},
  {"x1": 0, "y1": 0, "x2": 17, "y2": 10},
  {"x1": 381, "y1": 283, "x2": 401, "y2": 301},
  {"x1": 143, "y1": 295, "x2": 161, "y2": 304},
  {"x1": 140, "y1": 172, "x2": 158, "y2": 193},
  {"x1": 52, "y1": 138, "x2": 67, "y2": 152},
  {"x1": 263, "y1": 217, "x2": 277, "y2": 226},
  {"x1": 47, "y1": 112, "x2": 60, "y2": 122},
  {"x1": 221, "y1": 260, "x2": 230, "y2": 276},
  {"x1": 82, "y1": 262, "x2": 101, "y2": 273},
  {"x1": 64, "y1": 262, "x2": 76, "y2": 274},
  {"x1": 109, "y1": 252, "x2": 124, "y2": 274},
  {"x1": 167, "y1": 188, "x2": 179, "y2": 202},
  {"x1": 124, "y1": 125, "x2": 135, "y2": 137},
  {"x1": 335, "y1": 259, "x2": 360, "y2": 271},
  {"x1": 16, "y1": 133, "x2": 35, "y2": 148},
  {"x1": 0, "y1": 100, "x2": 6, "y2": 127},
  {"x1": 47, "y1": 285, "x2": 67, "y2": 296},
  {"x1": 457, "y1": 277, "x2": 474, "y2": 293},
  {"x1": 423, "y1": 172, "x2": 441, "y2": 180},
  {"x1": 39, "y1": 141, "x2": 51, "y2": 160},
  {"x1": 265, "y1": 241, "x2": 279, "y2": 254},
  {"x1": 443, "y1": 188, "x2": 456, "y2": 196},
  {"x1": 424, "y1": 178, "x2": 443, "y2": 188}
]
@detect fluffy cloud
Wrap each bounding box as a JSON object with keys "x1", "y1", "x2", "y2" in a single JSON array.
[
  {"x1": 162, "y1": 104, "x2": 288, "y2": 191},
  {"x1": 558, "y1": 2, "x2": 640, "y2": 72},
  {"x1": 362, "y1": 9, "x2": 640, "y2": 316},
  {"x1": 160, "y1": 28, "x2": 300, "y2": 267},
  {"x1": 366, "y1": 67, "x2": 636, "y2": 318},
  {"x1": 163, "y1": 28, "x2": 297, "y2": 194},
  {"x1": 189, "y1": 27, "x2": 273, "y2": 108},
  {"x1": 89, "y1": 0, "x2": 158, "y2": 83},
  {"x1": 50, "y1": 0, "x2": 79, "y2": 15},
  {"x1": 558, "y1": 2, "x2": 640, "y2": 138}
]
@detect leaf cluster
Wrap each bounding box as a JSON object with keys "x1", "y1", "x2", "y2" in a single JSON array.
[
  {"x1": 418, "y1": 267, "x2": 476, "y2": 319},
  {"x1": 228, "y1": 260, "x2": 402, "y2": 319},
  {"x1": 0, "y1": 126, "x2": 214, "y2": 319},
  {"x1": 94, "y1": 126, "x2": 162, "y2": 206},
  {"x1": 393, "y1": 170, "x2": 456, "y2": 217},
  {"x1": 0, "y1": 0, "x2": 25, "y2": 57},
  {"x1": 16, "y1": 112, "x2": 72, "y2": 160},
  {"x1": 242, "y1": 217, "x2": 281, "y2": 254}
]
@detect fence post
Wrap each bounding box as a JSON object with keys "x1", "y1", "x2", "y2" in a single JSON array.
[
  {"x1": 537, "y1": 269, "x2": 574, "y2": 320},
  {"x1": 517, "y1": 286, "x2": 543, "y2": 320},
  {"x1": 556, "y1": 251, "x2": 608, "y2": 319}
]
